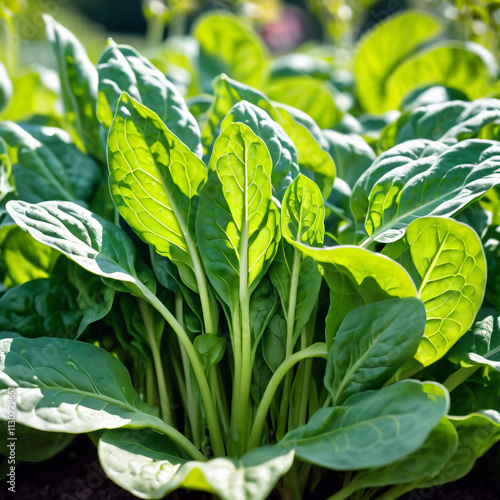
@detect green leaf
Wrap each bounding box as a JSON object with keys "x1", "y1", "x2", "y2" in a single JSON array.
[
  {"x1": 194, "y1": 334, "x2": 226, "y2": 373},
  {"x1": 44, "y1": 15, "x2": 103, "y2": 158},
  {"x1": 99, "y1": 427, "x2": 294, "y2": 500},
  {"x1": 0, "y1": 337, "x2": 199, "y2": 458},
  {"x1": 275, "y1": 104, "x2": 336, "y2": 199},
  {"x1": 384, "y1": 217, "x2": 486, "y2": 366},
  {"x1": 323, "y1": 130, "x2": 375, "y2": 189},
  {"x1": 0, "y1": 263, "x2": 114, "y2": 339},
  {"x1": 448, "y1": 309, "x2": 500, "y2": 371},
  {"x1": 347, "y1": 418, "x2": 457, "y2": 492},
  {"x1": 281, "y1": 174, "x2": 325, "y2": 246},
  {"x1": 107, "y1": 93, "x2": 206, "y2": 293},
  {"x1": 5, "y1": 200, "x2": 156, "y2": 298},
  {"x1": 325, "y1": 298, "x2": 426, "y2": 405},
  {"x1": 0, "y1": 122, "x2": 76, "y2": 203},
  {"x1": 97, "y1": 41, "x2": 202, "y2": 158},
  {"x1": 278, "y1": 380, "x2": 449, "y2": 470},
  {"x1": 420, "y1": 411, "x2": 500, "y2": 486},
  {"x1": 221, "y1": 100, "x2": 299, "y2": 199},
  {"x1": 193, "y1": 12, "x2": 269, "y2": 93},
  {"x1": 379, "y1": 98, "x2": 500, "y2": 151},
  {"x1": 0, "y1": 225, "x2": 59, "y2": 287},
  {"x1": 354, "y1": 10, "x2": 442, "y2": 114},
  {"x1": 353, "y1": 139, "x2": 500, "y2": 244},
  {"x1": 296, "y1": 244, "x2": 417, "y2": 345},
  {"x1": 197, "y1": 122, "x2": 279, "y2": 308},
  {"x1": 265, "y1": 76, "x2": 342, "y2": 129},
  {"x1": 262, "y1": 312, "x2": 287, "y2": 373},
  {"x1": 0, "y1": 61, "x2": 12, "y2": 114},
  {"x1": 385, "y1": 42, "x2": 498, "y2": 112},
  {"x1": 0, "y1": 137, "x2": 15, "y2": 204}
]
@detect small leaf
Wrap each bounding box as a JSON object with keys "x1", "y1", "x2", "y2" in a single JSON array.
[
  {"x1": 325, "y1": 298, "x2": 426, "y2": 404},
  {"x1": 194, "y1": 334, "x2": 226, "y2": 372},
  {"x1": 279, "y1": 380, "x2": 449, "y2": 470}
]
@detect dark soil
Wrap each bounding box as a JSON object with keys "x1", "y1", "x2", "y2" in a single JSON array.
[{"x1": 2, "y1": 435, "x2": 499, "y2": 499}]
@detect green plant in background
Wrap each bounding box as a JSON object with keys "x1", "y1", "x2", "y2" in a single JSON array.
[{"x1": 0, "y1": 5, "x2": 500, "y2": 500}]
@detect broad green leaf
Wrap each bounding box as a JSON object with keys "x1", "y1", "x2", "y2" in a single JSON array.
[
  {"x1": 346, "y1": 418, "x2": 457, "y2": 492},
  {"x1": 419, "y1": 411, "x2": 500, "y2": 486},
  {"x1": 386, "y1": 42, "x2": 498, "y2": 113},
  {"x1": 193, "y1": 12, "x2": 269, "y2": 93},
  {"x1": 44, "y1": 15, "x2": 103, "y2": 158},
  {"x1": 20, "y1": 124, "x2": 101, "y2": 203},
  {"x1": 0, "y1": 337, "x2": 196, "y2": 457},
  {"x1": 262, "y1": 312, "x2": 287, "y2": 373},
  {"x1": 0, "y1": 61, "x2": 12, "y2": 113},
  {"x1": 249, "y1": 277, "x2": 278, "y2": 347},
  {"x1": 0, "y1": 264, "x2": 113, "y2": 339},
  {"x1": 384, "y1": 217, "x2": 486, "y2": 366},
  {"x1": 323, "y1": 130, "x2": 375, "y2": 188},
  {"x1": 0, "y1": 422, "x2": 74, "y2": 463},
  {"x1": 221, "y1": 100, "x2": 299, "y2": 199},
  {"x1": 108, "y1": 93, "x2": 206, "y2": 293},
  {"x1": 99, "y1": 427, "x2": 294, "y2": 500},
  {"x1": 194, "y1": 334, "x2": 226, "y2": 373},
  {"x1": 353, "y1": 139, "x2": 500, "y2": 244},
  {"x1": 270, "y1": 53, "x2": 332, "y2": 80},
  {"x1": 296, "y1": 244, "x2": 417, "y2": 344},
  {"x1": 196, "y1": 122, "x2": 279, "y2": 308},
  {"x1": 325, "y1": 298, "x2": 426, "y2": 405},
  {"x1": 354, "y1": 10, "x2": 442, "y2": 113},
  {"x1": 379, "y1": 98, "x2": 500, "y2": 151},
  {"x1": 278, "y1": 380, "x2": 449, "y2": 470},
  {"x1": 0, "y1": 137, "x2": 15, "y2": 204},
  {"x1": 97, "y1": 41, "x2": 202, "y2": 158},
  {"x1": 281, "y1": 174, "x2": 324, "y2": 246},
  {"x1": 0, "y1": 122, "x2": 76, "y2": 203},
  {"x1": 265, "y1": 76, "x2": 342, "y2": 129},
  {"x1": 400, "y1": 85, "x2": 469, "y2": 112},
  {"x1": 5, "y1": 200, "x2": 156, "y2": 298},
  {"x1": 0, "y1": 225, "x2": 59, "y2": 287},
  {"x1": 448, "y1": 309, "x2": 500, "y2": 371},
  {"x1": 275, "y1": 104, "x2": 336, "y2": 199}
]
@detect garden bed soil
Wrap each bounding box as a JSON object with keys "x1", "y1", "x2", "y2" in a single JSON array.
[{"x1": 2, "y1": 435, "x2": 499, "y2": 499}]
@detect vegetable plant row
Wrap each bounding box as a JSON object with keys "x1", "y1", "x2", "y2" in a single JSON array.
[{"x1": 1, "y1": 8, "x2": 500, "y2": 500}]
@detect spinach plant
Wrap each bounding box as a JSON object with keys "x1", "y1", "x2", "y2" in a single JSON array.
[{"x1": 1, "y1": 9, "x2": 500, "y2": 500}]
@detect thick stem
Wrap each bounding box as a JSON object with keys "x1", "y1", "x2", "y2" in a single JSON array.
[
  {"x1": 146, "y1": 14, "x2": 164, "y2": 48},
  {"x1": 141, "y1": 286, "x2": 226, "y2": 457},
  {"x1": 443, "y1": 364, "x2": 481, "y2": 393},
  {"x1": 248, "y1": 343, "x2": 327, "y2": 450},
  {"x1": 138, "y1": 299, "x2": 174, "y2": 426}
]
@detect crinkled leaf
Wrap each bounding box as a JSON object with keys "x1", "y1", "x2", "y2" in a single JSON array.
[
  {"x1": 97, "y1": 41, "x2": 202, "y2": 157},
  {"x1": 6, "y1": 200, "x2": 156, "y2": 298},
  {"x1": 384, "y1": 217, "x2": 486, "y2": 365},
  {"x1": 108, "y1": 93, "x2": 206, "y2": 293},
  {"x1": 379, "y1": 98, "x2": 500, "y2": 151},
  {"x1": 99, "y1": 427, "x2": 294, "y2": 500},
  {"x1": 353, "y1": 139, "x2": 500, "y2": 244},
  {"x1": 325, "y1": 298, "x2": 426, "y2": 405},
  {"x1": 279, "y1": 380, "x2": 449, "y2": 470}
]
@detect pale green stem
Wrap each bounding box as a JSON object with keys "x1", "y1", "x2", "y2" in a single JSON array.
[
  {"x1": 326, "y1": 480, "x2": 360, "y2": 500},
  {"x1": 141, "y1": 287, "x2": 225, "y2": 457},
  {"x1": 146, "y1": 14, "x2": 164, "y2": 48},
  {"x1": 443, "y1": 364, "x2": 481, "y2": 393},
  {"x1": 138, "y1": 299, "x2": 173, "y2": 426},
  {"x1": 248, "y1": 344, "x2": 327, "y2": 450},
  {"x1": 276, "y1": 248, "x2": 301, "y2": 440}
]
